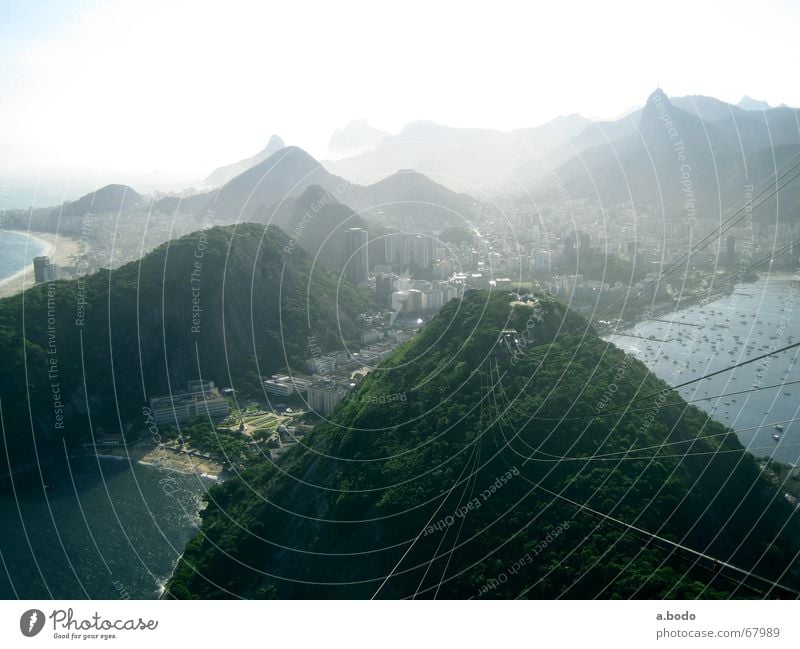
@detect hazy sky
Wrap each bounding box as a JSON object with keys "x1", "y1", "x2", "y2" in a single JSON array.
[{"x1": 1, "y1": 0, "x2": 799, "y2": 194}]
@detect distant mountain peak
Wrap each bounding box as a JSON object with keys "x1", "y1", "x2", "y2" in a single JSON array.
[
  {"x1": 737, "y1": 95, "x2": 773, "y2": 111},
  {"x1": 264, "y1": 134, "x2": 285, "y2": 150},
  {"x1": 57, "y1": 183, "x2": 143, "y2": 217},
  {"x1": 203, "y1": 134, "x2": 286, "y2": 186},
  {"x1": 639, "y1": 89, "x2": 679, "y2": 132},
  {"x1": 250, "y1": 145, "x2": 321, "y2": 172},
  {"x1": 327, "y1": 119, "x2": 389, "y2": 159},
  {"x1": 645, "y1": 88, "x2": 670, "y2": 107}
]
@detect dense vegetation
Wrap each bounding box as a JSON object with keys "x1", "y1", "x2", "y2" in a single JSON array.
[
  {"x1": 156, "y1": 419, "x2": 256, "y2": 470},
  {"x1": 0, "y1": 223, "x2": 372, "y2": 480},
  {"x1": 168, "y1": 290, "x2": 800, "y2": 599}
]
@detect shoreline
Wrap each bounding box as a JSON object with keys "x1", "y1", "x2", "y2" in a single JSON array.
[
  {"x1": 0, "y1": 440, "x2": 224, "y2": 488},
  {"x1": 597, "y1": 271, "x2": 787, "y2": 337},
  {"x1": 0, "y1": 229, "x2": 83, "y2": 299},
  {"x1": 93, "y1": 440, "x2": 225, "y2": 478}
]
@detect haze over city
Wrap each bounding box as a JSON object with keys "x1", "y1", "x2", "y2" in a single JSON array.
[{"x1": 1, "y1": 0, "x2": 798, "y2": 187}]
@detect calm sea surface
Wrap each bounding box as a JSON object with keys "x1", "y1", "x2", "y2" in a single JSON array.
[
  {"x1": 0, "y1": 455, "x2": 212, "y2": 599},
  {"x1": 606, "y1": 274, "x2": 800, "y2": 465},
  {"x1": 0, "y1": 230, "x2": 47, "y2": 282}
]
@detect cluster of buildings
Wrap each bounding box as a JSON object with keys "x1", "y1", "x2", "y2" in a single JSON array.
[
  {"x1": 149, "y1": 379, "x2": 229, "y2": 426},
  {"x1": 542, "y1": 273, "x2": 669, "y2": 304},
  {"x1": 262, "y1": 328, "x2": 415, "y2": 416},
  {"x1": 383, "y1": 232, "x2": 440, "y2": 270},
  {"x1": 342, "y1": 228, "x2": 468, "y2": 317},
  {"x1": 263, "y1": 372, "x2": 352, "y2": 416},
  {"x1": 375, "y1": 272, "x2": 465, "y2": 316},
  {"x1": 435, "y1": 196, "x2": 800, "y2": 312}
]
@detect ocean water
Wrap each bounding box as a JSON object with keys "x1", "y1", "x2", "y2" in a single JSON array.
[
  {"x1": 0, "y1": 230, "x2": 48, "y2": 282},
  {"x1": 0, "y1": 456, "x2": 213, "y2": 599},
  {"x1": 606, "y1": 274, "x2": 800, "y2": 465}
]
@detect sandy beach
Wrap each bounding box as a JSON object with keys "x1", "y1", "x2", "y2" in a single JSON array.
[
  {"x1": 97, "y1": 441, "x2": 224, "y2": 478},
  {"x1": 0, "y1": 230, "x2": 82, "y2": 299}
]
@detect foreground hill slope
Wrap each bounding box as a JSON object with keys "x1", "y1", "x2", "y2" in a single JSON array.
[{"x1": 168, "y1": 291, "x2": 800, "y2": 599}]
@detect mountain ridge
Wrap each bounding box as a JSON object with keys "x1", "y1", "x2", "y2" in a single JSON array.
[{"x1": 204, "y1": 135, "x2": 286, "y2": 186}]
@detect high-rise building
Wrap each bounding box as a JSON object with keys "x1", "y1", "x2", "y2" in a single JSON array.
[
  {"x1": 375, "y1": 272, "x2": 395, "y2": 306},
  {"x1": 306, "y1": 382, "x2": 349, "y2": 416},
  {"x1": 33, "y1": 256, "x2": 49, "y2": 283},
  {"x1": 422, "y1": 289, "x2": 444, "y2": 311},
  {"x1": 385, "y1": 233, "x2": 411, "y2": 268},
  {"x1": 404, "y1": 289, "x2": 423, "y2": 312},
  {"x1": 563, "y1": 236, "x2": 576, "y2": 260},
  {"x1": 345, "y1": 228, "x2": 369, "y2": 285},
  {"x1": 33, "y1": 256, "x2": 59, "y2": 283},
  {"x1": 578, "y1": 232, "x2": 591, "y2": 254},
  {"x1": 412, "y1": 235, "x2": 432, "y2": 269},
  {"x1": 385, "y1": 234, "x2": 400, "y2": 266}
]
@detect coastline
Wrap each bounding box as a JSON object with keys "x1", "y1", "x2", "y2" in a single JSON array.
[
  {"x1": 0, "y1": 229, "x2": 82, "y2": 299},
  {"x1": 596, "y1": 272, "x2": 770, "y2": 337},
  {"x1": 95, "y1": 440, "x2": 224, "y2": 478},
  {"x1": 1, "y1": 440, "x2": 224, "y2": 489}
]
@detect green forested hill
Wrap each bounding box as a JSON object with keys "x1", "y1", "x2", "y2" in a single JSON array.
[
  {"x1": 0, "y1": 223, "x2": 372, "y2": 479},
  {"x1": 168, "y1": 291, "x2": 800, "y2": 599}
]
